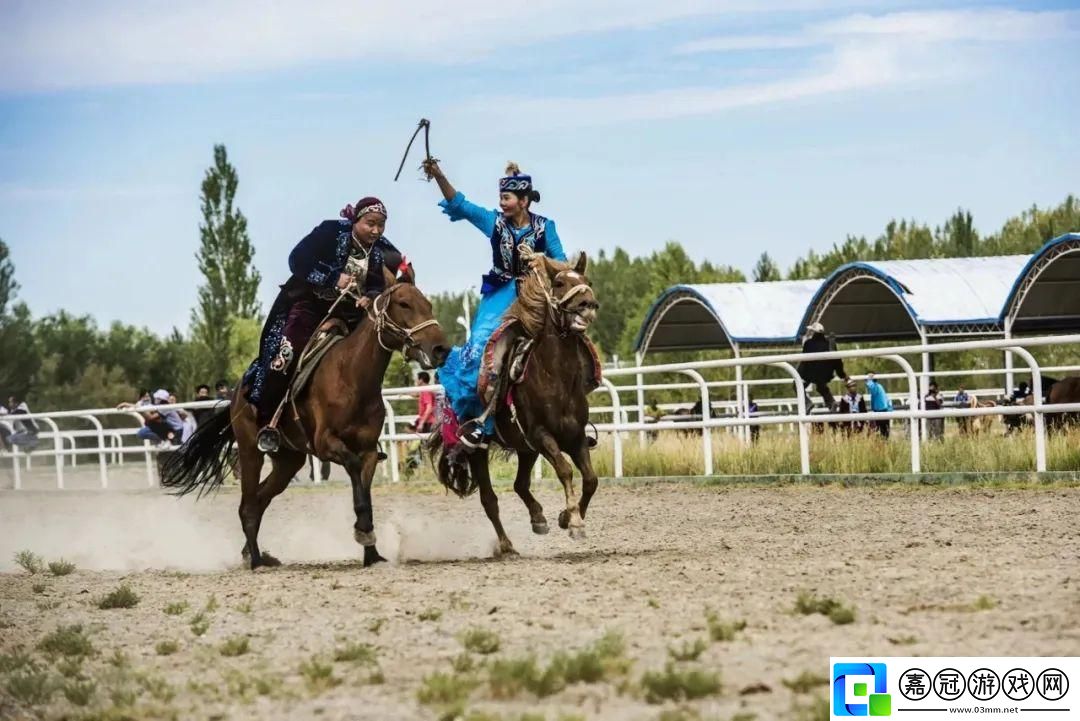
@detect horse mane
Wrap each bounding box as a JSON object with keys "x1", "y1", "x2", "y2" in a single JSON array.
[{"x1": 507, "y1": 254, "x2": 571, "y2": 337}]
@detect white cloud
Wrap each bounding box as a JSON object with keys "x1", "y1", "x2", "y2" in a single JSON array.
[
  {"x1": 456, "y1": 40, "x2": 903, "y2": 127},
  {"x1": 676, "y1": 9, "x2": 1080, "y2": 54},
  {"x1": 460, "y1": 7, "x2": 1075, "y2": 128},
  {"x1": 1, "y1": 0, "x2": 865, "y2": 92}
]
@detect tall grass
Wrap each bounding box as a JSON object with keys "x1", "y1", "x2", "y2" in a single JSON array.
[{"x1": 396, "y1": 426, "x2": 1080, "y2": 484}]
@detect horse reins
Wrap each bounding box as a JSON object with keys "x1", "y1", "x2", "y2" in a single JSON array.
[{"x1": 366, "y1": 285, "x2": 442, "y2": 359}]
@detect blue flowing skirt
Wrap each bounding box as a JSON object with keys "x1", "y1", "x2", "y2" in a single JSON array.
[{"x1": 439, "y1": 282, "x2": 517, "y2": 433}]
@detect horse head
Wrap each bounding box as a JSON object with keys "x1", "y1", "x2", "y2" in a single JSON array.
[
  {"x1": 371, "y1": 272, "x2": 450, "y2": 369},
  {"x1": 546, "y1": 252, "x2": 599, "y2": 334}
]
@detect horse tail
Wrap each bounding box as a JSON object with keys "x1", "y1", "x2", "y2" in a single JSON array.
[
  {"x1": 160, "y1": 404, "x2": 236, "y2": 498},
  {"x1": 423, "y1": 425, "x2": 478, "y2": 498}
]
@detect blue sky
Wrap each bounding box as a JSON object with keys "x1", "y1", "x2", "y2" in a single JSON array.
[{"x1": 2, "y1": 0, "x2": 1078, "y2": 335}]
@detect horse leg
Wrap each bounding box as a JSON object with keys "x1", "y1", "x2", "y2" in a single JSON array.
[
  {"x1": 239, "y1": 449, "x2": 305, "y2": 570},
  {"x1": 512, "y1": 450, "x2": 547, "y2": 534},
  {"x1": 568, "y1": 439, "x2": 599, "y2": 521},
  {"x1": 237, "y1": 442, "x2": 267, "y2": 569},
  {"x1": 346, "y1": 449, "x2": 385, "y2": 568},
  {"x1": 468, "y1": 449, "x2": 516, "y2": 557},
  {"x1": 534, "y1": 429, "x2": 585, "y2": 540}
]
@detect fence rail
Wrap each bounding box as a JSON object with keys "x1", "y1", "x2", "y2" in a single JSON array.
[{"x1": 3, "y1": 335, "x2": 1078, "y2": 488}]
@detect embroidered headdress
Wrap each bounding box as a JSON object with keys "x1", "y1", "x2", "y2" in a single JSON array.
[
  {"x1": 499, "y1": 162, "x2": 532, "y2": 194},
  {"x1": 340, "y1": 196, "x2": 388, "y2": 222}
]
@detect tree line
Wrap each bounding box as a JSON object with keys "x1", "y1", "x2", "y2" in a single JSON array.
[{"x1": 0, "y1": 143, "x2": 1076, "y2": 411}]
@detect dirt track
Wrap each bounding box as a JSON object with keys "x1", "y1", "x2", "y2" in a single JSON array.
[{"x1": 2, "y1": 481, "x2": 1079, "y2": 721}]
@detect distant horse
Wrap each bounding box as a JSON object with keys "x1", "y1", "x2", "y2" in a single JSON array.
[
  {"x1": 161, "y1": 277, "x2": 449, "y2": 569},
  {"x1": 958, "y1": 395, "x2": 997, "y2": 436},
  {"x1": 1047, "y1": 376, "x2": 1080, "y2": 431},
  {"x1": 427, "y1": 250, "x2": 602, "y2": 554}
]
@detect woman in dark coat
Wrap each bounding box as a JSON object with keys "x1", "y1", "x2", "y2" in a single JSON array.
[{"x1": 243, "y1": 197, "x2": 404, "y2": 452}]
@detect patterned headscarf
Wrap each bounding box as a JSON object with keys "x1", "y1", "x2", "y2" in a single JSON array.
[{"x1": 340, "y1": 196, "x2": 388, "y2": 222}]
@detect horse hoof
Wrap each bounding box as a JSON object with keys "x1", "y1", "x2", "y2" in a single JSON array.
[
  {"x1": 260, "y1": 553, "x2": 282, "y2": 567},
  {"x1": 558, "y1": 510, "x2": 571, "y2": 530},
  {"x1": 569, "y1": 526, "x2": 587, "y2": 541},
  {"x1": 354, "y1": 529, "x2": 377, "y2": 547},
  {"x1": 494, "y1": 541, "x2": 518, "y2": 558},
  {"x1": 363, "y1": 546, "x2": 387, "y2": 568},
  {"x1": 532, "y1": 522, "x2": 550, "y2": 535}
]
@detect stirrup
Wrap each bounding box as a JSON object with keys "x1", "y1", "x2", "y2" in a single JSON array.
[{"x1": 256, "y1": 426, "x2": 282, "y2": 453}]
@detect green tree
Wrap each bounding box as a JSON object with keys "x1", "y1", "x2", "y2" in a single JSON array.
[
  {"x1": 0, "y1": 238, "x2": 16, "y2": 317},
  {"x1": 752, "y1": 252, "x2": 781, "y2": 282},
  {"x1": 0, "y1": 303, "x2": 39, "y2": 399},
  {"x1": 191, "y1": 144, "x2": 262, "y2": 383}
]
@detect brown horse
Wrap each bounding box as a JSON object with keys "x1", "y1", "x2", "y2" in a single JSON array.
[
  {"x1": 1047, "y1": 376, "x2": 1080, "y2": 431},
  {"x1": 428, "y1": 251, "x2": 601, "y2": 555},
  {"x1": 161, "y1": 278, "x2": 449, "y2": 569}
]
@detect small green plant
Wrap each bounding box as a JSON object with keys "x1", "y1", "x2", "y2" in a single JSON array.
[
  {"x1": 97, "y1": 583, "x2": 140, "y2": 609},
  {"x1": 971, "y1": 595, "x2": 997, "y2": 611},
  {"x1": 668, "y1": 637, "x2": 709, "y2": 662},
  {"x1": 486, "y1": 631, "x2": 629, "y2": 699},
  {"x1": 367, "y1": 617, "x2": 386, "y2": 634},
  {"x1": 888, "y1": 634, "x2": 918, "y2": 646},
  {"x1": 61, "y1": 678, "x2": 96, "y2": 706},
  {"x1": 647, "y1": 597, "x2": 661, "y2": 609},
  {"x1": 38, "y1": 624, "x2": 94, "y2": 658},
  {"x1": 138, "y1": 674, "x2": 175, "y2": 702},
  {"x1": 107, "y1": 649, "x2": 130, "y2": 668},
  {"x1": 794, "y1": 592, "x2": 855, "y2": 625},
  {"x1": 155, "y1": 639, "x2": 179, "y2": 656},
  {"x1": 418, "y1": 607, "x2": 443, "y2": 622},
  {"x1": 109, "y1": 686, "x2": 137, "y2": 707},
  {"x1": 640, "y1": 664, "x2": 722, "y2": 703},
  {"x1": 488, "y1": 655, "x2": 544, "y2": 699},
  {"x1": 48, "y1": 559, "x2": 76, "y2": 576},
  {"x1": 236, "y1": 601, "x2": 253, "y2": 614},
  {"x1": 163, "y1": 601, "x2": 189, "y2": 616},
  {"x1": 6, "y1": 668, "x2": 54, "y2": 705},
  {"x1": 189, "y1": 611, "x2": 210, "y2": 637},
  {"x1": 55, "y1": 657, "x2": 83, "y2": 677},
  {"x1": 706, "y1": 611, "x2": 747, "y2": 642},
  {"x1": 219, "y1": 635, "x2": 250, "y2": 657},
  {"x1": 14, "y1": 550, "x2": 45, "y2": 575},
  {"x1": 0, "y1": 649, "x2": 35, "y2": 673},
  {"x1": 36, "y1": 599, "x2": 61, "y2": 612},
  {"x1": 299, "y1": 656, "x2": 340, "y2": 692},
  {"x1": 333, "y1": 642, "x2": 377, "y2": 665},
  {"x1": 417, "y1": 671, "x2": 478, "y2": 706},
  {"x1": 461, "y1": 627, "x2": 501, "y2": 655},
  {"x1": 783, "y1": 670, "x2": 830, "y2": 694},
  {"x1": 453, "y1": 654, "x2": 478, "y2": 674},
  {"x1": 203, "y1": 594, "x2": 219, "y2": 613},
  {"x1": 32, "y1": 582, "x2": 47, "y2": 594},
  {"x1": 792, "y1": 696, "x2": 830, "y2": 721}
]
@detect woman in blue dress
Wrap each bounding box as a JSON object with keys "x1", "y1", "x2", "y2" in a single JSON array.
[{"x1": 422, "y1": 159, "x2": 566, "y2": 450}]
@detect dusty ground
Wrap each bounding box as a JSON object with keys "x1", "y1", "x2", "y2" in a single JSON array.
[{"x1": 1, "y1": 480, "x2": 1078, "y2": 721}]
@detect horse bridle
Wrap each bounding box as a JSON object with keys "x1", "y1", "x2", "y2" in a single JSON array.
[
  {"x1": 366, "y1": 284, "x2": 441, "y2": 357},
  {"x1": 517, "y1": 245, "x2": 597, "y2": 334}
]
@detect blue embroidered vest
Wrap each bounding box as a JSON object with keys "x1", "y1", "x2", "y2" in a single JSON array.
[{"x1": 481, "y1": 213, "x2": 547, "y2": 294}]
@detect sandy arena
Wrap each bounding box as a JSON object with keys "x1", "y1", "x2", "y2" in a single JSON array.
[{"x1": 1, "y1": 479, "x2": 1078, "y2": 720}]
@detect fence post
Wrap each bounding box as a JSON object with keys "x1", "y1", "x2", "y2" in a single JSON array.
[
  {"x1": 635, "y1": 351, "x2": 646, "y2": 449},
  {"x1": 80, "y1": 415, "x2": 108, "y2": 489},
  {"x1": 1006, "y1": 346, "x2": 1046, "y2": 472},
  {"x1": 39, "y1": 418, "x2": 65, "y2": 489},
  {"x1": 382, "y1": 399, "x2": 400, "y2": 483},
  {"x1": 600, "y1": 378, "x2": 623, "y2": 479},
  {"x1": 885, "y1": 354, "x2": 920, "y2": 473},
  {"x1": 770, "y1": 362, "x2": 810, "y2": 474},
  {"x1": 681, "y1": 369, "x2": 712, "y2": 476}
]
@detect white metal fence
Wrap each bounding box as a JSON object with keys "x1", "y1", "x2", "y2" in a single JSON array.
[{"x1": 3, "y1": 334, "x2": 1078, "y2": 489}]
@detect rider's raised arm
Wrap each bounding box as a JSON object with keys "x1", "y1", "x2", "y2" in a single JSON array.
[
  {"x1": 424, "y1": 159, "x2": 498, "y2": 238},
  {"x1": 542, "y1": 220, "x2": 567, "y2": 262},
  {"x1": 288, "y1": 220, "x2": 342, "y2": 288}
]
